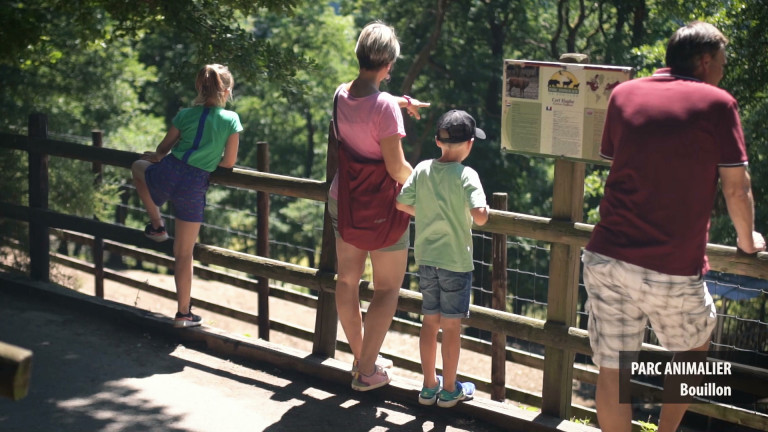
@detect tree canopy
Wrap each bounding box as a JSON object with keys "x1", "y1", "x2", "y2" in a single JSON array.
[{"x1": 2, "y1": 0, "x2": 767, "y2": 251}]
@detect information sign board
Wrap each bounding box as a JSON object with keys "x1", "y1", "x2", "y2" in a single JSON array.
[{"x1": 502, "y1": 59, "x2": 633, "y2": 162}]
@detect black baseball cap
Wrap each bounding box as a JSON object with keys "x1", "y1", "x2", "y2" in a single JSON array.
[{"x1": 435, "y1": 110, "x2": 486, "y2": 143}]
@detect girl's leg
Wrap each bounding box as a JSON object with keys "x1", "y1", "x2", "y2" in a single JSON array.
[
  {"x1": 356, "y1": 248, "x2": 407, "y2": 375},
  {"x1": 335, "y1": 238, "x2": 368, "y2": 361},
  {"x1": 439, "y1": 317, "x2": 463, "y2": 393},
  {"x1": 419, "y1": 314, "x2": 441, "y2": 388},
  {"x1": 173, "y1": 219, "x2": 201, "y2": 314},
  {"x1": 131, "y1": 160, "x2": 163, "y2": 227}
]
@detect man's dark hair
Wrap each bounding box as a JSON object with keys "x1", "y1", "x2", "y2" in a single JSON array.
[{"x1": 666, "y1": 21, "x2": 728, "y2": 77}]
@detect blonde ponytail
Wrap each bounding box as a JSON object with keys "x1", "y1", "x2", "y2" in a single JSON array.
[{"x1": 193, "y1": 64, "x2": 234, "y2": 107}]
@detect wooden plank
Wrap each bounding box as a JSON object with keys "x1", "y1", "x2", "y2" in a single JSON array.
[
  {"x1": 28, "y1": 114, "x2": 50, "y2": 282},
  {"x1": 542, "y1": 159, "x2": 585, "y2": 418},
  {"x1": 491, "y1": 192, "x2": 508, "y2": 401},
  {"x1": 312, "y1": 120, "x2": 340, "y2": 357},
  {"x1": 256, "y1": 142, "x2": 271, "y2": 340},
  {"x1": 91, "y1": 130, "x2": 105, "y2": 298},
  {"x1": 0, "y1": 133, "x2": 327, "y2": 201},
  {"x1": 0, "y1": 341, "x2": 33, "y2": 400}
]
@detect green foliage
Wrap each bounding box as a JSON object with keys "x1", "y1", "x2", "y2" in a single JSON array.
[
  {"x1": 584, "y1": 167, "x2": 608, "y2": 224},
  {"x1": 3, "y1": 0, "x2": 768, "y2": 288},
  {"x1": 569, "y1": 417, "x2": 593, "y2": 426},
  {"x1": 49, "y1": 157, "x2": 121, "y2": 221}
]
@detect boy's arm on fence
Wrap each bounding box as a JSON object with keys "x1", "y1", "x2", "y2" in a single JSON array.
[{"x1": 470, "y1": 206, "x2": 489, "y2": 226}]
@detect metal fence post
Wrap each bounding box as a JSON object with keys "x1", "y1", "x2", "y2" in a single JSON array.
[{"x1": 28, "y1": 113, "x2": 50, "y2": 282}]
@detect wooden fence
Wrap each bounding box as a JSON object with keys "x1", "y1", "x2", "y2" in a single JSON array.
[{"x1": 2, "y1": 113, "x2": 768, "y2": 431}]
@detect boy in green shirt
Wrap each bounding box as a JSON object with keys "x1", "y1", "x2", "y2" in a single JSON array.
[{"x1": 396, "y1": 110, "x2": 489, "y2": 407}]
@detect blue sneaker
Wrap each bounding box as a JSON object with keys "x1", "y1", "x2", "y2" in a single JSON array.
[
  {"x1": 418, "y1": 375, "x2": 443, "y2": 405},
  {"x1": 437, "y1": 380, "x2": 475, "y2": 408}
]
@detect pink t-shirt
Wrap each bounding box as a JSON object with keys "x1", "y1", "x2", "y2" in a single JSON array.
[{"x1": 329, "y1": 84, "x2": 405, "y2": 199}]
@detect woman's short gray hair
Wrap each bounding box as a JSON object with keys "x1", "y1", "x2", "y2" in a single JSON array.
[{"x1": 355, "y1": 21, "x2": 400, "y2": 71}]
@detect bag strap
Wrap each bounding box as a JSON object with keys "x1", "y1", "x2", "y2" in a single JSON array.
[{"x1": 332, "y1": 86, "x2": 342, "y2": 144}]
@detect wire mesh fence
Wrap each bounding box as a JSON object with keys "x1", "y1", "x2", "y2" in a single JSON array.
[{"x1": 3, "y1": 144, "x2": 767, "y2": 363}]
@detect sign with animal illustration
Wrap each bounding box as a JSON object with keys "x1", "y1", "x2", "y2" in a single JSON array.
[{"x1": 501, "y1": 59, "x2": 633, "y2": 162}]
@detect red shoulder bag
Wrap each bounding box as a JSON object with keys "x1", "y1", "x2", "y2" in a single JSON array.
[{"x1": 333, "y1": 90, "x2": 411, "y2": 251}]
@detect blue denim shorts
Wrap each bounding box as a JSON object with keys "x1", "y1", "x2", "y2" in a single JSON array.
[
  {"x1": 419, "y1": 265, "x2": 472, "y2": 319},
  {"x1": 145, "y1": 155, "x2": 210, "y2": 223}
]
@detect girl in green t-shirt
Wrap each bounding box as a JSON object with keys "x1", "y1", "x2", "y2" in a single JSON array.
[{"x1": 131, "y1": 64, "x2": 243, "y2": 328}]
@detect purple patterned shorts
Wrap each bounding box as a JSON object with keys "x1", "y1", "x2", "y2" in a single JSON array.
[{"x1": 144, "y1": 155, "x2": 210, "y2": 223}]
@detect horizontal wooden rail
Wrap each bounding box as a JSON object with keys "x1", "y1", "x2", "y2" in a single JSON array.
[
  {"x1": 0, "y1": 204, "x2": 584, "y2": 351},
  {"x1": 0, "y1": 134, "x2": 328, "y2": 202},
  {"x1": 5, "y1": 204, "x2": 768, "y2": 342},
  {"x1": 4, "y1": 137, "x2": 767, "y2": 277}
]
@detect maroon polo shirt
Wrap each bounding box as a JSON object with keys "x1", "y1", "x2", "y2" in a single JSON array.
[{"x1": 587, "y1": 68, "x2": 747, "y2": 276}]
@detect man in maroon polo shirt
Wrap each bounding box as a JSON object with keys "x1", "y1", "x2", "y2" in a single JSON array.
[{"x1": 582, "y1": 21, "x2": 765, "y2": 432}]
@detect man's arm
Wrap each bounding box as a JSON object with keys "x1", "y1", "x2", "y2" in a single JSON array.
[{"x1": 719, "y1": 165, "x2": 766, "y2": 253}]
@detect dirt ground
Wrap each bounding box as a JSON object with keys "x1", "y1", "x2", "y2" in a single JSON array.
[
  {"x1": 52, "y1": 260, "x2": 597, "y2": 414},
  {"x1": 0, "y1": 274, "x2": 524, "y2": 432}
]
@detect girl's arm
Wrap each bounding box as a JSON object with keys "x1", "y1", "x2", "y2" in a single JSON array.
[
  {"x1": 218, "y1": 132, "x2": 240, "y2": 168},
  {"x1": 141, "y1": 126, "x2": 180, "y2": 162}
]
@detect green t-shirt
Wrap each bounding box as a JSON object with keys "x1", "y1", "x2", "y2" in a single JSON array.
[
  {"x1": 171, "y1": 106, "x2": 243, "y2": 172},
  {"x1": 397, "y1": 159, "x2": 487, "y2": 272}
]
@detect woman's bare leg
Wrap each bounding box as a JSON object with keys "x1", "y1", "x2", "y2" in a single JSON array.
[
  {"x1": 334, "y1": 238, "x2": 368, "y2": 360},
  {"x1": 356, "y1": 248, "x2": 407, "y2": 375}
]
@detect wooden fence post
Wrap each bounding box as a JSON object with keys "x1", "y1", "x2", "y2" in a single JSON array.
[
  {"x1": 541, "y1": 159, "x2": 585, "y2": 419},
  {"x1": 28, "y1": 113, "x2": 50, "y2": 282},
  {"x1": 0, "y1": 341, "x2": 33, "y2": 401},
  {"x1": 312, "y1": 120, "x2": 339, "y2": 357},
  {"x1": 541, "y1": 52, "x2": 590, "y2": 419},
  {"x1": 92, "y1": 130, "x2": 105, "y2": 298},
  {"x1": 491, "y1": 192, "x2": 508, "y2": 401},
  {"x1": 256, "y1": 142, "x2": 271, "y2": 341}
]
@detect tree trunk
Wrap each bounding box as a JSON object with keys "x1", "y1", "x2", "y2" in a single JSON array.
[{"x1": 402, "y1": 0, "x2": 448, "y2": 163}]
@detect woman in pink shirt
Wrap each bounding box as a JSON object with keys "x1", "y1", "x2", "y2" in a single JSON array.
[{"x1": 329, "y1": 21, "x2": 429, "y2": 391}]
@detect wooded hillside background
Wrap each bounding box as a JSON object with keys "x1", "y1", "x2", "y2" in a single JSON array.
[{"x1": 2, "y1": 0, "x2": 766, "y2": 251}]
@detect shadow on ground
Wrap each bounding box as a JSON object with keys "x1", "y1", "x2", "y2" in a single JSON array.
[{"x1": 0, "y1": 280, "x2": 505, "y2": 432}]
